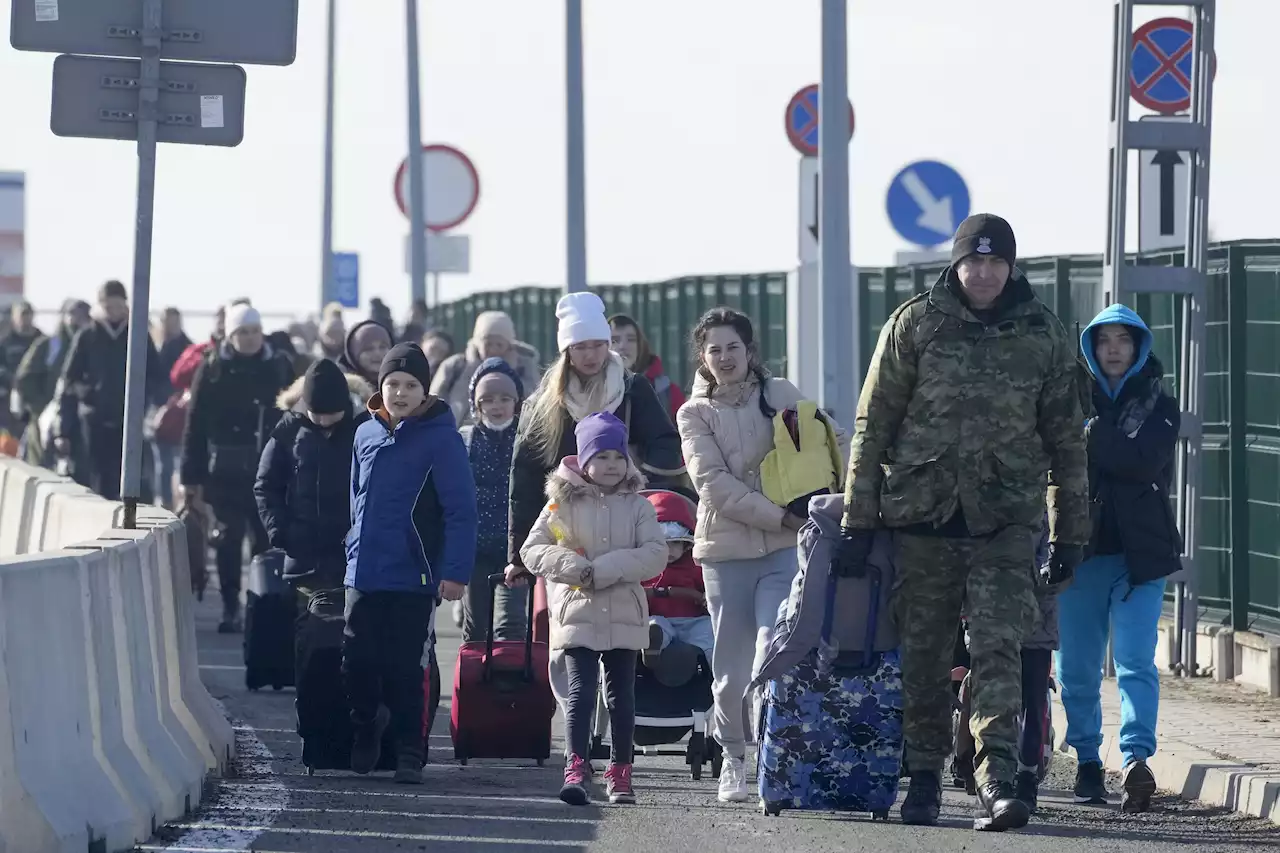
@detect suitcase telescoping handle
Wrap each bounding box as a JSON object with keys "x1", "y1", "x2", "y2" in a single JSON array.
[
  {"x1": 485, "y1": 572, "x2": 537, "y2": 683},
  {"x1": 821, "y1": 557, "x2": 881, "y2": 671}
]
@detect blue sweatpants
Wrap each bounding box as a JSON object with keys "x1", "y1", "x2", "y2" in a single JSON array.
[{"x1": 1054, "y1": 553, "x2": 1165, "y2": 766}]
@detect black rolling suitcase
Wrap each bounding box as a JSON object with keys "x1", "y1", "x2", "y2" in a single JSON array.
[{"x1": 243, "y1": 549, "x2": 297, "y2": 690}]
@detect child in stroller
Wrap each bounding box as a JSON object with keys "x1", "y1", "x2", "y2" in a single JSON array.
[{"x1": 591, "y1": 489, "x2": 722, "y2": 780}]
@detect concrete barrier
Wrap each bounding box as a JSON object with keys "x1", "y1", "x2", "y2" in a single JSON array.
[{"x1": 0, "y1": 458, "x2": 234, "y2": 853}]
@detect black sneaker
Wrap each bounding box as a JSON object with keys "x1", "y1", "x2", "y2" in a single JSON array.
[
  {"x1": 1014, "y1": 770, "x2": 1039, "y2": 814},
  {"x1": 350, "y1": 704, "x2": 390, "y2": 775},
  {"x1": 900, "y1": 770, "x2": 942, "y2": 826},
  {"x1": 976, "y1": 780, "x2": 1031, "y2": 830},
  {"x1": 1073, "y1": 760, "x2": 1110, "y2": 806},
  {"x1": 1121, "y1": 759, "x2": 1156, "y2": 814}
]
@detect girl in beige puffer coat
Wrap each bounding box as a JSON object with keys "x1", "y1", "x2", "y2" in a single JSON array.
[{"x1": 521, "y1": 412, "x2": 666, "y2": 807}]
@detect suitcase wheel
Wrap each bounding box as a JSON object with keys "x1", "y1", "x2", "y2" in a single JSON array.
[
  {"x1": 272, "y1": 683, "x2": 285, "y2": 691},
  {"x1": 687, "y1": 732, "x2": 704, "y2": 781},
  {"x1": 761, "y1": 801, "x2": 782, "y2": 817},
  {"x1": 536, "y1": 758, "x2": 545, "y2": 767},
  {"x1": 458, "y1": 757, "x2": 468, "y2": 766},
  {"x1": 306, "y1": 766, "x2": 315, "y2": 777},
  {"x1": 871, "y1": 809, "x2": 890, "y2": 821}
]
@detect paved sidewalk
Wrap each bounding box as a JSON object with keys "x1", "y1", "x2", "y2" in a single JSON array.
[{"x1": 1051, "y1": 674, "x2": 1280, "y2": 825}]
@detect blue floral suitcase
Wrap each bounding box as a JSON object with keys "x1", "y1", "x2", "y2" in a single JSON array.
[{"x1": 757, "y1": 563, "x2": 903, "y2": 819}]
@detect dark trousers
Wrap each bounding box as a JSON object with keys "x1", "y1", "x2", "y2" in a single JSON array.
[
  {"x1": 81, "y1": 416, "x2": 153, "y2": 503},
  {"x1": 210, "y1": 498, "x2": 270, "y2": 613},
  {"x1": 1018, "y1": 648, "x2": 1053, "y2": 769},
  {"x1": 342, "y1": 589, "x2": 433, "y2": 762},
  {"x1": 563, "y1": 646, "x2": 637, "y2": 764}
]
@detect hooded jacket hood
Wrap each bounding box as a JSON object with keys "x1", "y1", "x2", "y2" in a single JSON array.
[
  {"x1": 340, "y1": 319, "x2": 392, "y2": 380},
  {"x1": 1081, "y1": 304, "x2": 1153, "y2": 400},
  {"x1": 546, "y1": 455, "x2": 646, "y2": 504},
  {"x1": 276, "y1": 370, "x2": 374, "y2": 412},
  {"x1": 642, "y1": 489, "x2": 697, "y2": 542}
]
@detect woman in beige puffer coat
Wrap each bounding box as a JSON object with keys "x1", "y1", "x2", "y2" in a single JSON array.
[
  {"x1": 676, "y1": 307, "x2": 847, "y2": 803},
  {"x1": 521, "y1": 412, "x2": 666, "y2": 805}
]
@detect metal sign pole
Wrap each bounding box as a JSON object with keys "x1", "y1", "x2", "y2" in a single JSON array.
[
  {"x1": 119, "y1": 0, "x2": 163, "y2": 528},
  {"x1": 406, "y1": 0, "x2": 428, "y2": 305},
  {"x1": 319, "y1": 0, "x2": 337, "y2": 311},
  {"x1": 818, "y1": 0, "x2": 854, "y2": 428},
  {"x1": 565, "y1": 0, "x2": 587, "y2": 293}
]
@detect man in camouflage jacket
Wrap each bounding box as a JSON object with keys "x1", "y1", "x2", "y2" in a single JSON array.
[{"x1": 835, "y1": 214, "x2": 1089, "y2": 830}]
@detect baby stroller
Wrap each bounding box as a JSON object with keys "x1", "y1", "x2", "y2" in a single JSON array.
[
  {"x1": 588, "y1": 489, "x2": 723, "y2": 781},
  {"x1": 948, "y1": 617, "x2": 1056, "y2": 793},
  {"x1": 590, "y1": 641, "x2": 723, "y2": 780}
]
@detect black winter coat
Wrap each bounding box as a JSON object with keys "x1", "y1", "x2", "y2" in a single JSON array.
[
  {"x1": 254, "y1": 407, "x2": 364, "y2": 583},
  {"x1": 507, "y1": 370, "x2": 684, "y2": 566},
  {"x1": 180, "y1": 343, "x2": 294, "y2": 503},
  {"x1": 56, "y1": 319, "x2": 165, "y2": 437},
  {"x1": 1086, "y1": 355, "x2": 1183, "y2": 586}
]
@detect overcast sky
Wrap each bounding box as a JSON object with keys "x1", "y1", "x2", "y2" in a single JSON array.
[{"x1": 2, "y1": 1, "x2": 1273, "y2": 327}]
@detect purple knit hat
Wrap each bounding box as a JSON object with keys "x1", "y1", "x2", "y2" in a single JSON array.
[{"x1": 575, "y1": 412, "x2": 629, "y2": 468}]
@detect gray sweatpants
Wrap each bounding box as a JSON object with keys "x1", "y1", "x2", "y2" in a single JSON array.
[{"x1": 702, "y1": 546, "x2": 798, "y2": 760}]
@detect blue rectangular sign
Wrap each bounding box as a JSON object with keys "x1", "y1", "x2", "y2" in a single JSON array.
[{"x1": 332, "y1": 251, "x2": 359, "y2": 309}]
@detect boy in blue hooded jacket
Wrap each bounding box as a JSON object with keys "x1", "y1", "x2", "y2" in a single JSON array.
[
  {"x1": 344, "y1": 343, "x2": 477, "y2": 783},
  {"x1": 1055, "y1": 305, "x2": 1182, "y2": 815}
]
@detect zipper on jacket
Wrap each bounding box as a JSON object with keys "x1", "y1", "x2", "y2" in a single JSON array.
[{"x1": 411, "y1": 461, "x2": 436, "y2": 589}]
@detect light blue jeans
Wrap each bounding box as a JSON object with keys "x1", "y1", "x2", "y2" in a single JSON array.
[
  {"x1": 1055, "y1": 553, "x2": 1166, "y2": 767},
  {"x1": 702, "y1": 546, "x2": 798, "y2": 760},
  {"x1": 650, "y1": 615, "x2": 715, "y2": 660}
]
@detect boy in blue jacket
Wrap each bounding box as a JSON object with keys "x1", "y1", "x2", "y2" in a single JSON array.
[{"x1": 344, "y1": 343, "x2": 477, "y2": 783}]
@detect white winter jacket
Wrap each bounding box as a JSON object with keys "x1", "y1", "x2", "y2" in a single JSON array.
[{"x1": 520, "y1": 457, "x2": 667, "y2": 651}]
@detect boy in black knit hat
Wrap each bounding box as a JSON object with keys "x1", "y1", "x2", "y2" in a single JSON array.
[
  {"x1": 344, "y1": 343, "x2": 477, "y2": 783},
  {"x1": 255, "y1": 358, "x2": 364, "y2": 603}
]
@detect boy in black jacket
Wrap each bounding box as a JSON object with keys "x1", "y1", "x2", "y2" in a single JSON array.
[{"x1": 255, "y1": 358, "x2": 363, "y2": 607}]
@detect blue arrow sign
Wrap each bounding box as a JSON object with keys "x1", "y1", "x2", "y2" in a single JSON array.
[
  {"x1": 332, "y1": 251, "x2": 359, "y2": 309},
  {"x1": 885, "y1": 160, "x2": 970, "y2": 248}
]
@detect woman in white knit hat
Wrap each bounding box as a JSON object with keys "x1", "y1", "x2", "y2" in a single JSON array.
[
  {"x1": 504, "y1": 292, "x2": 686, "y2": 718},
  {"x1": 430, "y1": 310, "x2": 541, "y2": 425}
]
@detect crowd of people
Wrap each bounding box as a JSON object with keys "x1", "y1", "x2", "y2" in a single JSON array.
[{"x1": 0, "y1": 212, "x2": 1183, "y2": 830}]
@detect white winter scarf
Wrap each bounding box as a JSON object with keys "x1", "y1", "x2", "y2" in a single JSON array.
[{"x1": 564, "y1": 351, "x2": 626, "y2": 423}]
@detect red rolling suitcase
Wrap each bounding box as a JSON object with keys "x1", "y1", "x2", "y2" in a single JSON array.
[{"x1": 451, "y1": 573, "x2": 555, "y2": 765}]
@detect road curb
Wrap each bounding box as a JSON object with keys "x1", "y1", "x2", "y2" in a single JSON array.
[{"x1": 1050, "y1": 695, "x2": 1280, "y2": 826}]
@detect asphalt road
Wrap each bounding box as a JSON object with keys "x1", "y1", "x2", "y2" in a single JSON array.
[{"x1": 139, "y1": 590, "x2": 1280, "y2": 853}]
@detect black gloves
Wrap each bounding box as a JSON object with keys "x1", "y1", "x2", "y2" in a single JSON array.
[
  {"x1": 1041, "y1": 542, "x2": 1083, "y2": 591},
  {"x1": 833, "y1": 527, "x2": 876, "y2": 577}
]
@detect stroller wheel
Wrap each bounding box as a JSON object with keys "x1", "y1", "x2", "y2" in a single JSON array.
[
  {"x1": 589, "y1": 735, "x2": 610, "y2": 761},
  {"x1": 710, "y1": 747, "x2": 724, "y2": 780}
]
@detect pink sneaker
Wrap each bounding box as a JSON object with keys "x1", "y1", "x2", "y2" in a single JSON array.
[
  {"x1": 605, "y1": 762, "x2": 635, "y2": 804},
  {"x1": 560, "y1": 754, "x2": 590, "y2": 805}
]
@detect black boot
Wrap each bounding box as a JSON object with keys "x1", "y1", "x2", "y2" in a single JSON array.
[
  {"x1": 394, "y1": 734, "x2": 425, "y2": 785},
  {"x1": 1014, "y1": 770, "x2": 1039, "y2": 814},
  {"x1": 900, "y1": 770, "x2": 942, "y2": 826},
  {"x1": 218, "y1": 601, "x2": 242, "y2": 634},
  {"x1": 350, "y1": 704, "x2": 390, "y2": 775},
  {"x1": 1073, "y1": 760, "x2": 1110, "y2": 806},
  {"x1": 975, "y1": 780, "x2": 1031, "y2": 831},
  {"x1": 1121, "y1": 759, "x2": 1156, "y2": 814},
  {"x1": 394, "y1": 750, "x2": 424, "y2": 785}
]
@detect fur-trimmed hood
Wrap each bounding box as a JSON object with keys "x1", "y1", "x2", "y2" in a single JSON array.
[
  {"x1": 277, "y1": 370, "x2": 374, "y2": 412},
  {"x1": 545, "y1": 455, "x2": 646, "y2": 504}
]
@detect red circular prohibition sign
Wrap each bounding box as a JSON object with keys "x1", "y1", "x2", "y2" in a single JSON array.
[{"x1": 1129, "y1": 18, "x2": 1216, "y2": 115}]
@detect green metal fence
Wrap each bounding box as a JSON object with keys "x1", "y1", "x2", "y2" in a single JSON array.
[{"x1": 432, "y1": 240, "x2": 1280, "y2": 632}]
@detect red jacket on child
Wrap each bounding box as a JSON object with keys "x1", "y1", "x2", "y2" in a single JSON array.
[{"x1": 642, "y1": 490, "x2": 706, "y2": 619}]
